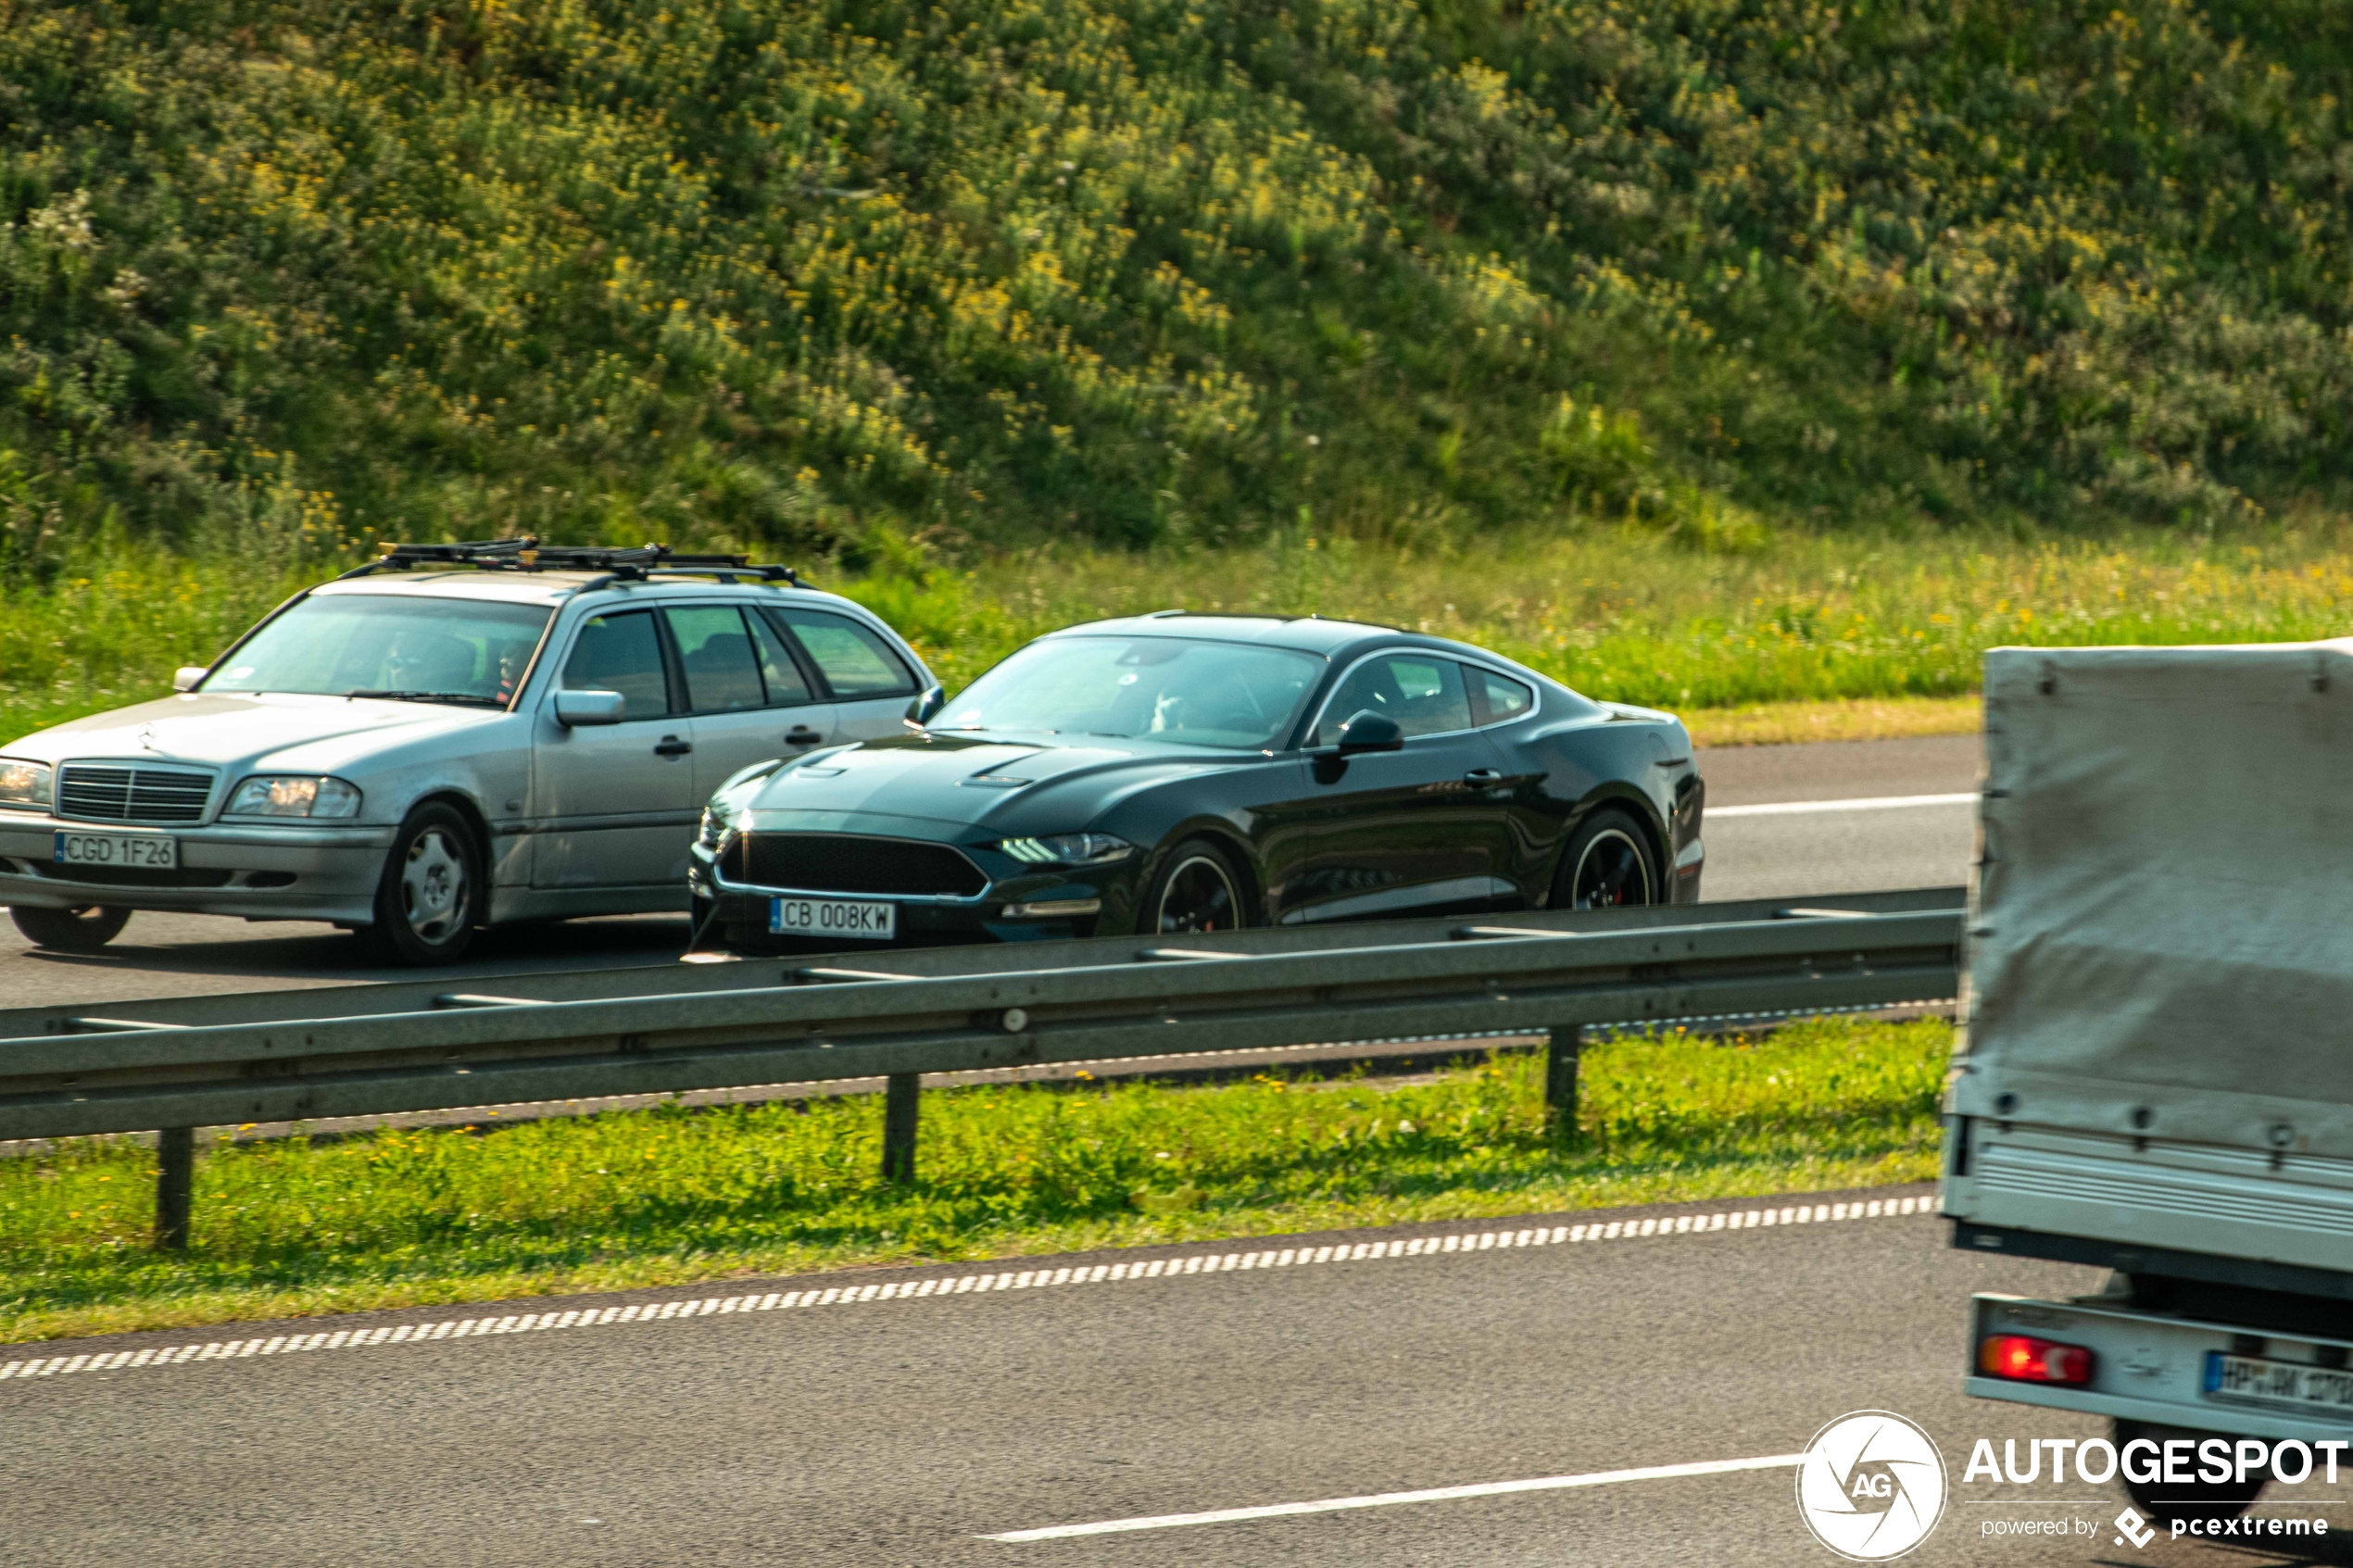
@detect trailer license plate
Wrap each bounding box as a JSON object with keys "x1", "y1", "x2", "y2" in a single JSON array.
[
  {"x1": 769, "y1": 897, "x2": 895, "y2": 941},
  {"x1": 2205, "y1": 1352, "x2": 2353, "y2": 1414},
  {"x1": 53, "y1": 831, "x2": 178, "y2": 871}
]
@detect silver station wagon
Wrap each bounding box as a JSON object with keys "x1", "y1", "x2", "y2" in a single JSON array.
[{"x1": 0, "y1": 540, "x2": 937, "y2": 963}]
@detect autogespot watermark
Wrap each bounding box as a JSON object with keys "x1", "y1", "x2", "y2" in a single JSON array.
[
  {"x1": 1797, "y1": 1412, "x2": 2343, "y2": 1556},
  {"x1": 1796, "y1": 1411, "x2": 1949, "y2": 1561},
  {"x1": 1961, "y1": 1434, "x2": 2340, "y2": 1548}
]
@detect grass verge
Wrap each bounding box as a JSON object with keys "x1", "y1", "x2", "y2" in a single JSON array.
[
  {"x1": 1684, "y1": 696, "x2": 1982, "y2": 748},
  {"x1": 0, "y1": 1017, "x2": 1948, "y2": 1345},
  {"x1": 11, "y1": 524, "x2": 2353, "y2": 750}
]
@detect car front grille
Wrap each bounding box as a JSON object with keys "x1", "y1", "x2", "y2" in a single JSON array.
[
  {"x1": 57, "y1": 763, "x2": 216, "y2": 824},
  {"x1": 722, "y1": 833, "x2": 988, "y2": 897}
]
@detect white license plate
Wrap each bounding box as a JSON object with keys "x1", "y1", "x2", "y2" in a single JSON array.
[
  {"x1": 769, "y1": 897, "x2": 896, "y2": 941},
  {"x1": 2205, "y1": 1352, "x2": 2353, "y2": 1414},
  {"x1": 54, "y1": 831, "x2": 178, "y2": 871}
]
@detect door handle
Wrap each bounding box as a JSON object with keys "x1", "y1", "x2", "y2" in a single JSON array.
[
  {"x1": 654, "y1": 736, "x2": 693, "y2": 757},
  {"x1": 1464, "y1": 769, "x2": 1504, "y2": 786},
  {"x1": 786, "y1": 725, "x2": 824, "y2": 746}
]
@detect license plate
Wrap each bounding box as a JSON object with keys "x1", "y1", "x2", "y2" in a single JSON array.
[
  {"x1": 769, "y1": 897, "x2": 896, "y2": 941},
  {"x1": 53, "y1": 831, "x2": 178, "y2": 871},
  {"x1": 2205, "y1": 1352, "x2": 2353, "y2": 1414}
]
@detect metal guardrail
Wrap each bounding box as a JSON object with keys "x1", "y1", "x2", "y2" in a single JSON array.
[{"x1": 0, "y1": 886, "x2": 1964, "y2": 1248}]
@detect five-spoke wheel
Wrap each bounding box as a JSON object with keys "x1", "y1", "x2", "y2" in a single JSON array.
[
  {"x1": 1554, "y1": 809, "x2": 1658, "y2": 910},
  {"x1": 1147, "y1": 839, "x2": 1248, "y2": 935}
]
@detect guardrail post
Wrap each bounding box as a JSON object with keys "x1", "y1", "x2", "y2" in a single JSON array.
[
  {"x1": 155, "y1": 1126, "x2": 195, "y2": 1251},
  {"x1": 881, "y1": 1073, "x2": 920, "y2": 1182},
  {"x1": 1544, "y1": 1026, "x2": 1582, "y2": 1145}
]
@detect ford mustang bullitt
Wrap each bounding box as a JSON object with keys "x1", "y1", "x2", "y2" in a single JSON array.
[{"x1": 689, "y1": 613, "x2": 1705, "y2": 952}]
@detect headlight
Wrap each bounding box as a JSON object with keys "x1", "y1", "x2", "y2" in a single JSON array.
[
  {"x1": 699, "y1": 762, "x2": 783, "y2": 849},
  {"x1": 225, "y1": 775, "x2": 363, "y2": 820},
  {"x1": 994, "y1": 833, "x2": 1135, "y2": 867},
  {"x1": 0, "y1": 758, "x2": 51, "y2": 810}
]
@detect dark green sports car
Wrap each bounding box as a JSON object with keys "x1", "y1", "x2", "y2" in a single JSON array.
[{"x1": 687, "y1": 613, "x2": 1704, "y2": 952}]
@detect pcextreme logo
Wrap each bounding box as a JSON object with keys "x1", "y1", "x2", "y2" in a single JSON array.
[{"x1": 1795, "y1": 1411, "x2": 1949, "y2": 1562}]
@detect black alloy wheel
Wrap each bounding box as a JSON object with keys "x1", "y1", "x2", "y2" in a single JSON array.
[
  {"x1": 1554, "y1": 809, "x2": 1658, "y2": 909},
  {"x1": 1147, "y1": 839, "x2": 1248, "y2": 935},
  {"x1": 9, "y1": 903, "x2": 132, "y2": 952}
]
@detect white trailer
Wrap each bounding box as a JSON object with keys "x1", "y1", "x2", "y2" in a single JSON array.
[{"x1": 1944, "y1": 640, "x2": 2353, "y2": 1528}]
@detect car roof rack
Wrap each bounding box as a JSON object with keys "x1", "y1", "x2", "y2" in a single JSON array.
[{"x1": 339, "y1": 537, "x2": 804, "y2": 586}]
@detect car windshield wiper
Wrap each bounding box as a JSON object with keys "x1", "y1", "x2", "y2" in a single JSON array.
[{"x1": 344, "y1": 689, "x2": 504, "y2": 709}]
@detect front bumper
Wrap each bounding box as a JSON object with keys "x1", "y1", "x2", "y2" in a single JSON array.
[
  {"x1": 0, "y1": 812, "x2": 395, "y2": 922},
  {"x1": 687, "y1": 834, "x2": 1138, "y2": 952}
]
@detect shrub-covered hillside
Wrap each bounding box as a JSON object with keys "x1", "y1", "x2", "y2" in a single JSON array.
[{"x1": 3, "y1": 0, "x2": 2351, "y2": 570}]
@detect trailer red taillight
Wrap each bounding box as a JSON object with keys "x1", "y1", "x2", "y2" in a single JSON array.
[{"x1": 1979, "y1": 1334, "x2": 2093, "y2": 1386}]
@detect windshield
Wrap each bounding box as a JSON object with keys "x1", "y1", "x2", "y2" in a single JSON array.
[
  {"x1": 939, "y1": 636, "x2": 1324, "y2": 749},
  {"x1": 204, "y1": 595, "x2": 553, "y2": 707}
]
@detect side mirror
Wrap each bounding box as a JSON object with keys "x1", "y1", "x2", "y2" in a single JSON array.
[
  {"x1": 172, "y1": 666, "x2": 208, "y2": 693},
  {"x1": 1336, "y1": 709, "x2": 1404, "y2": 754},
  {"x1": 904, "y1": 684, "x2": 947, "y2": 730},
  {"x1": 554, "y1": 689, "x2": 627, "y2": 727}
]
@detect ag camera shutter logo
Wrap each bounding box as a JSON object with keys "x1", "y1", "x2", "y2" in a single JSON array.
[{"x1": 1795, "y1": 1411, "x2": 1948, "y2": 1560}]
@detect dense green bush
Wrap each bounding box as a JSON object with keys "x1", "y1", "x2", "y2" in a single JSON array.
[{"x1": 3, "y1": 0, "x2": 2350, "y2": 570}]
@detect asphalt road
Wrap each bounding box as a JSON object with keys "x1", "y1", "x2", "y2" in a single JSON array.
[
  {"x1": 0, "y1": 734, "x2": 1982, "y2": 1007},
  {"x1": 8, "y1": 1186, "x2": 2339, "y2": 1567},
  {"x1": 1696, "y1": 733, "x2": 1979, "y2": 904}
]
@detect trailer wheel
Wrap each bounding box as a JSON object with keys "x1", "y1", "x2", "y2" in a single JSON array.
[{"x1": 2114, "y1": 1419, "x2": 2267, "y2": 1531}]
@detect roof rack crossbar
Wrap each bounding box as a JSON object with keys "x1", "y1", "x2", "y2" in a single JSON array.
[{"x1": 338, "y1": 537, "x2": 803, "y2": 586}]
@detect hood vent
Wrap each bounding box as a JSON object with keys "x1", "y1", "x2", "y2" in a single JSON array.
[{"x1": 57, "y1": 763, "x2": 216, "y2": 825}]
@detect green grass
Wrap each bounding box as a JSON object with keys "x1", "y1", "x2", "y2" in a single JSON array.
[
  {"x1": 4, "y1": 0, "x2": 2353, "y2": 569},
  {"x1": 15, "y1": 523, "x2": 2353, "y2": 745},
  {"x1": 13, "y1": 0, "x2": 2353, "y2": 743},
  {"x1": 0, "y1": 1016, "x2": 1948, "y2": 1344}
]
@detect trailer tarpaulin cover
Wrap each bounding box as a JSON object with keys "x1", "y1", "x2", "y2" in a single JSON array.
[{"x1": 1956, "y1": 641, "x2": 2353, "y2": 1158}]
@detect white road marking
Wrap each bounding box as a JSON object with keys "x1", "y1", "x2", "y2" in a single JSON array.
[
  {"x1": 1708, "y1": 792, "x2": 1974, "y2": 818},
  {"x1": 0, "y1": 1195, "x2": 1936, "y2": 1385},
  {"x1": 980, "y1": 1451, "x2": 1806, "y2": 1541}
]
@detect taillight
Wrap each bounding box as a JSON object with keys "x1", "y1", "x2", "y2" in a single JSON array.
[{"x1": 1979, "y1": 1334, "x2": 2094, "y2": 1386}]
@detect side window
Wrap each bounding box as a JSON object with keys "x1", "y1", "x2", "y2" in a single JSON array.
[
  {"x1": 1473, "y1": 669, "x2": 1536, "y2": 726},
  {"x1": 664, "y1": 606, "x2": 766, "y2": 713},
  {"x1": 1315, "y1": 655, "x2": 1472, "y2": 743},
  {"x1": 560, "y1": 610, "x2": 671, "y2": 720},
  {"x1": 770, "y1": 608, "x2": 915, "y2": 698},
  {"x1": 745, "y1": 611, "x2": 814, "y2": 706}
]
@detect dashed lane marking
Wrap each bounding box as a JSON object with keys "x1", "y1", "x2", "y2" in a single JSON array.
[
  {"x1": 979, "y1": 1452, "x2": 1808, "y2": 1541},
  {"x1": 0, "y1": 1195, "x2": 1936, "y2": 1385},
  {"x1": 1708, "y1": 792, "x2": 1975, "y2": 818}
]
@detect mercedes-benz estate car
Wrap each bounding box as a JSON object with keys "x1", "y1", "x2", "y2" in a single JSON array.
[
  {"x1": 689, "y1": 613, "x2": 1704, "y2": 953},
  {"x1": 0, "y1": 540, "x2": 937, "y2": 964}
]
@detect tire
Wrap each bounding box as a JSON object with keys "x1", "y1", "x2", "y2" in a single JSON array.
[
  {"x1": 1551, "y1": 809, "x2": 1659, "y2": 909},
  {"x1": 359, "y1": 803, "x2": 483, "y2": 966},
  {"x1": 2113, "y1": 1419, "x2": 2268, "y2": 1531},
  {"x1": 10, "y1": 903, "x2": 132, "y2": 952},
  {"x1": 1142, "y1": 839, "x2": 1251, "y2": 935}
]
